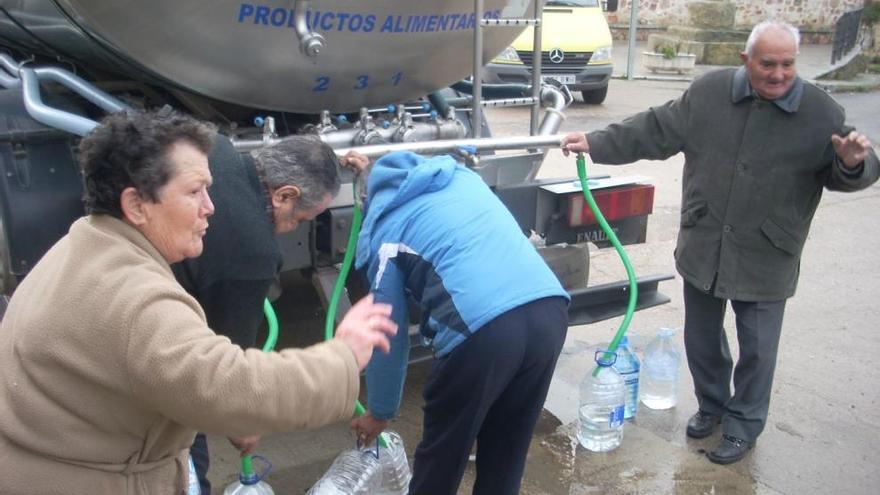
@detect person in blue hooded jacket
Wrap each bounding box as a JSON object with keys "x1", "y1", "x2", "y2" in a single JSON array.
[{"x1": 349, "y1": 151, "x2": 570, "y2": 495}]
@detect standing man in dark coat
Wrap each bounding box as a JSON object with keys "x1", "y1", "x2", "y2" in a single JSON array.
[{"x1": 561, "y1": 20, "x2": 879, "y2": 464}]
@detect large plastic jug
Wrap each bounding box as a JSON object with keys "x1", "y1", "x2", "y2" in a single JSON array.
[
  {"x1": 577, "y1": 350, "x2": 625, "y2": 452},
  {"x1": 612, "y1": 336, "x2": 640, "y2": 419},
  {"x1": 639, "y1": 328, "x2": 681, "y2": 410}
]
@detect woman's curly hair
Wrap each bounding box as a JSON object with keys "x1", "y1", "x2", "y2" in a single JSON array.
[{"x1": 78, "y1": 108, "x2": 216, "y2": 218}]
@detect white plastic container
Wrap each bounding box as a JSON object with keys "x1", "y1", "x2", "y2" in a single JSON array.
[
  {"x1": 222, "y1": 479, "x2": 275, "y2": 495},
  {"x1": 612, "y1": 336, "x2": 640, "y2": 420},
  {"x1": 307, "y1": 448, "x2": 382, "y2": 495},
  {"x1": 376, "y1": 431, "x2": 411, "y2": 494},
  {"x1": 639, "y1": 328, "x2": 681, "y2": 410},
  {"x1": 186, "y1": 456, "x2": 201, "y2": 495},
  {"x1": 577, "y1": 350, "x2": 626, "y2": 452}
]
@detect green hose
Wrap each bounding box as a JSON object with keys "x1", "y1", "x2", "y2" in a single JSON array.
[
  {"x1": 239, "y1": 298, "x2": 280, "y2": 479},
  {"x1": 261, "y1": 298, "x2": 279, "y2": 353},
  {"x1": 323, "y1": 181, "x2": 388, "y2": 448},
  {"x1": 576, "y1": 153, "x2": 638, "y2": 377},
  {"x1": 311, "y1": 155, "x2": 633, "y2": 450}
]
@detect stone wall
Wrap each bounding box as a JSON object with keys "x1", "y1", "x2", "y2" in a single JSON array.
[{"x1": 605, "y1": 0, "x2": 865, "y2": 43}]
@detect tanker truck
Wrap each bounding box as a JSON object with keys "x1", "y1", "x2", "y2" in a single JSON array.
[{"x1": 0, "y1": 0, "x2": 670, "y2": 339}]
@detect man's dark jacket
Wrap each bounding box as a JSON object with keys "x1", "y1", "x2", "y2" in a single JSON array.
[
  {"x1": 172, "y1": 136, "x2": 281, "y2": 348},
  {"x1": 587, "y1": 67, "x2": 879, "y2": 301}
]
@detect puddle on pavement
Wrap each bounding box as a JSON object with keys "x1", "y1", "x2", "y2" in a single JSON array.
[{"x1": 507, "y1": 409, "x2": 761, "y2": 495}]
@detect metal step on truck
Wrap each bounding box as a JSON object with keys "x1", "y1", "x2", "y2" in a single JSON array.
[{"x1": 0, "y1": 0, "x2": 671, "y2": 346}]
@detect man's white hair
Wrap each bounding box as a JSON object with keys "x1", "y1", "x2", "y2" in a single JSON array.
[{"x1": 744, "y1": 21, "x2": 800, "y2": 57}]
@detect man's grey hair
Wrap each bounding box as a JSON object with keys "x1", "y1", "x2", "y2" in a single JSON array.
[
  {"x1": 745, "y1": 21, "x2": 800, "y2": 57},
  {"x1": 251, "y1": 135, "x2": 341, "y2": 210}
]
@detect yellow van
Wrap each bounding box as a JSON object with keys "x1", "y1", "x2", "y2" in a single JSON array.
[{"x1": 484, "y1": 0, "x2": 615, "y2": 104}]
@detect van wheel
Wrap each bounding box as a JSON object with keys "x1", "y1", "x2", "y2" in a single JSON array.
[{"x1": 581, "y1": 86, "x2": 608, "y2": 105}]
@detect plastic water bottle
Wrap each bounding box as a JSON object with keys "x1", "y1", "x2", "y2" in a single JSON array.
[
  {"x1": 577, "y1": 350, "x2": 626, "y2": 452},
  {"x1": 612, "y1": 336, "x2": 640, "y2": 420},
  {"x1": 186, "y1": 456, "x2": 201, "y2": 495},
  {"x1": 307, "y1": 448, "x2": 383, "y2": 495},
  {"x1": 223, "y1": 456, "x2": 275, "y2": 495},
  {"x1": 639, "y1": 328, "x2": 681, "y2": 410},
  {"x1": 375, "y1": 431, "x2": 411, "y2": 495},
  {"x1": 222, "y1": 479, "x2": 275, "y2": 495}
]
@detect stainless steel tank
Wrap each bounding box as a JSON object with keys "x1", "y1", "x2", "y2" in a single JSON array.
[{"x1": 0, "y1": 0, "x2": 534, "y2": 112}]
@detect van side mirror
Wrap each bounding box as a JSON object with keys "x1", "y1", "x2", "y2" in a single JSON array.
[{"x1": 603, "y1": 0, "x2": 619, "y2": 12}]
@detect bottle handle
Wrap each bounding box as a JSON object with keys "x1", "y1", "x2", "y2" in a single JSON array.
[
  {"x1": 357, "y1": 435, "x2": 381, "y2": 460},
  {"x1": 250, "y1": 455, "x2": 273, "y2": 483}
]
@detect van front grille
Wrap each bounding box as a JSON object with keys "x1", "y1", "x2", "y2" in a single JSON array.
[{"x1": 517, "y1": 50, "x2": 592, "y2": 74}]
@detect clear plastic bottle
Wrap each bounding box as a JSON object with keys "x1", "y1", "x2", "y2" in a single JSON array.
[
  {"x1": 577, "y1": 350, "x2": 626, "y2": 452},
  {"x1": 639, "y1": 328, "x2": 681, "y2": 410},
  {"x1": 612, "y1": 336, "x2": 640, "y2": 420},
  {"x1": 375, "y1": 431, "x2": 411, "y2": 495},
  {"x1": 222, "y1": 476, "x2": 275, "y2": 495},
  {"x1": 222, "y1": 456, "x2": 275, "y2": 495},
  {"x1": 186, "y1": 456, "x2": 201, "y2": 495},
  {"x1": 307, "y1": 448, "x2": 383, "y2": 495}
]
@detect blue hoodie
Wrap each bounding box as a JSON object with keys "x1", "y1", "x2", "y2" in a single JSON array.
[{"x1": 356, "y1": 151, "x2": 569, "y2": 420}]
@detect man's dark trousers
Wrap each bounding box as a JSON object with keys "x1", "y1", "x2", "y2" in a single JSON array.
[
  {"x1": 408, "y1": 297, "x2": 568, "y2": 495},
  {"x1": 683, "y1": 281, "x2": 787, "y2": 443},
  {"x1": 191, "y1": 433, "x2": 211, "y2": 494}
]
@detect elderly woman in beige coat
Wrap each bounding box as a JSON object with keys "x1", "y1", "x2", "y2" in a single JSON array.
[{"x1": 0, "y1": 110, "x2": 396, "y2": 494}]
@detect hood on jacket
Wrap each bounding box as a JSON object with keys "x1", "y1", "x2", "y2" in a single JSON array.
[{"x1": 355, "y1": 151, "x2": 457, "y2": 268}]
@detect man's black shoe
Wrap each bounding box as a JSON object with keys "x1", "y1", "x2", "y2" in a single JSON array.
[
  {"x1": 707, "y1": 435, "x2": 753, "y2": 464},
  {"x1": 686, "y1": 411, "x2": 720, "y2": 439}
]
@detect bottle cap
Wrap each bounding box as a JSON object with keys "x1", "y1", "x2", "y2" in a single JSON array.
[{"x1": 594, "y1": 349, "x2": 617, "y2": 366}]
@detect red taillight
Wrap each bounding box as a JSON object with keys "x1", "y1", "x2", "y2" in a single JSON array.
[{"x1": 568, "y1": 184, "x2": 655, "y2": 227}]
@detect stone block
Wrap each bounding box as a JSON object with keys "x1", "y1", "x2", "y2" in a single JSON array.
[
  {"x1": 702, "y1": 41, "x2": 746, "y2": 65},
  {"x1": 687, "y1": 1, "x2": 736, "y2": 29},
  {"x1": 667, "y1": 26, "x2": 748, "y2": 43}
]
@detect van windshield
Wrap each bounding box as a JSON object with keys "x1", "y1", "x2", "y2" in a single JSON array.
[{"x1": 546, "y1": 0, "x2": 600, "y2": 7}]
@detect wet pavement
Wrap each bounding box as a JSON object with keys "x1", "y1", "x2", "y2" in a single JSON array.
[{"x1": 206, "y1": 43, "x2": 880, "y2": 494}]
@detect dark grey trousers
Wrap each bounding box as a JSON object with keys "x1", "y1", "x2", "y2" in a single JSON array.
[{"x1": 683, "y1": 281, "x2": 786, "y2": 443}]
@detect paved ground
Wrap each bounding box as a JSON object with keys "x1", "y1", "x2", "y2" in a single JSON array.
[{"x1": 206, "y1": 45, "x2": 880, "y2": 494}]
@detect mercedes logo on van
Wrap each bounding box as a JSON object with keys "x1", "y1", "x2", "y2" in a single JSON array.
[{"x1": 549, "y1": 48, "x2": 565, "y2": 64}]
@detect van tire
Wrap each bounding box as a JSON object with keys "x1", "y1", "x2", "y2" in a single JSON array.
[{"x1": 581, "y1": 86, "x2": 608, "y2": 104}]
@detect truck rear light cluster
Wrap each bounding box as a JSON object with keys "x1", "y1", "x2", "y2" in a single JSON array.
[{"x1": 567, "y1": 184, "x2": 655, "y2": 227}]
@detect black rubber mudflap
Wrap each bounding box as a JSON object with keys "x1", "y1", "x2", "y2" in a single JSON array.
[{"x1": 0, "y1": 89, "x2": 83, "y2": 291}]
